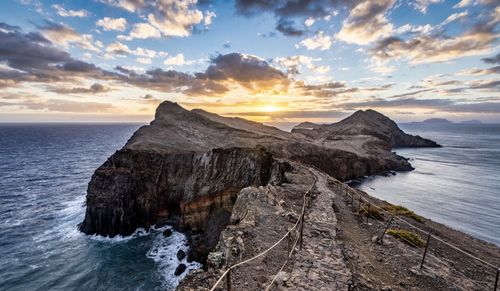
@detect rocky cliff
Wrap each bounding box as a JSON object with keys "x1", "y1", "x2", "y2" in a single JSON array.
[
  {"x1": 292, "y1": 109, "x2": 440, "y2": 148},
  {"x1": 80, "y1": 102, "x2": 439, "y2": 264}
]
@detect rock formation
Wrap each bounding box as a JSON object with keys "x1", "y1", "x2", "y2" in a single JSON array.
[{"x1": 79, "y1": 102, "x2": 439, "y2": 265}]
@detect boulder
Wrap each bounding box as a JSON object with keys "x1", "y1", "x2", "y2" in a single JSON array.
[{"x1": 174, "y1": 264, "x2": 187, "y2": 276}]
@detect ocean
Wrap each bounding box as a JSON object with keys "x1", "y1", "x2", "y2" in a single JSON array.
[
  {"x1": 355, "y1": 123, "x2": 500, "y2": 246},
  {"x1": 0, "y1": 123, "x2": 499, "y2": 291},
  {"x1": 0, "y1": 124, "x2": 201, "y2": 291}
]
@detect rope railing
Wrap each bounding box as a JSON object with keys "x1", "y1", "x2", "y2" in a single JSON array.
[
  {"x1": 209, "y1": 175, "x2": 317, "y2": 291},
  {"x1": 206, "y1": 171, "x2": 498, "y2": 291},
  {"x1": 338, "y1": 181, "x2": 499, "y2": 291}
]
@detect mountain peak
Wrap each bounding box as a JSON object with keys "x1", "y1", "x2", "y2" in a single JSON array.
[{"x1": 154, "y1": 101, "x2": 186, "y2": 120}]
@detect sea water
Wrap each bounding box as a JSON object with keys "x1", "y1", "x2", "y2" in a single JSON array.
[
  {"x1": 355, "y1": 123, "x2": 500, "y2": 246},
  {"x1": 0, "y1": 124, "x2": 201, "y2": 291}
]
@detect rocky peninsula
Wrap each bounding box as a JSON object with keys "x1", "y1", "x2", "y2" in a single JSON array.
[{"x1": 80, "y1": 102, "x2": 499, "y2": 290}]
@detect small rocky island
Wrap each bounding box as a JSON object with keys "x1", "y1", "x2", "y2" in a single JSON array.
[{"x1": 80, "y1": 102, "x2": 499, "y2": 290}]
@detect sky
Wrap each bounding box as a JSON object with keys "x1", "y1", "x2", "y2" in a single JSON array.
[{"x1": 0, "y1": 0, "x2": 499, "y2": 127}]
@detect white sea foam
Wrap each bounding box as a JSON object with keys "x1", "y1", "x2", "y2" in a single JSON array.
[{"x1": 146, "y1": 227, "x2": 202, "y2": 289}]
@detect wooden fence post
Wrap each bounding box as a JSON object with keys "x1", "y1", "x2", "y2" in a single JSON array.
[
  {"x1": 366, "y1": 203, "x2": 370, "y2": 223},
  {"x1": 378, "y1": 216, "x2": 394, "y2": 244},
  {"x1": 420, "y1": 232, "x2": 432, "y2": 270},
  {"x1": 299, "y1": 212, "x2": 305, "y2": 250},
  {"x1": 226, "y1": 267, "x2": 231, "y2": 291},
  {"x1": 494, "y1": 267, "x2": 499, "y2": 291},
  {"x1": 287, "y1": 231, "x2": 291, "y2": 253}
]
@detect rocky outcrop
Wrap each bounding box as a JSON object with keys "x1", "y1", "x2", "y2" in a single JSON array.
[
  {"x1": 292, "y1": 109, "x2": 440, "y2": 148},
  {"x1": 80, "y1": 102, "x2": 439, "y2": 264}
]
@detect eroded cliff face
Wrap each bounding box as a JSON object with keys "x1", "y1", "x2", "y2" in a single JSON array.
[{"x1": 79, "y1": 147, "x2": 287, "y2": 248}]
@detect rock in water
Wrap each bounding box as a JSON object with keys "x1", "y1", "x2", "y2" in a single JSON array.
[
  {"x1": 163, "y1": 229, "x2": 172, "y2": 237},
  {"x1": 174, "y1": 264, "x2": 187, "y2": 276},
  {"x1": 177, "y1": 250, "x2": 186, "y2": 261},
  {"x1": 79, "y1": 101, "x2": 439, "y2": 263}
]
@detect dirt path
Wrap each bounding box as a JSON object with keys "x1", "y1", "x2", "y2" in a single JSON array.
[{"x1": 282, "y1": 169, "x2": 351, "y2": 290}]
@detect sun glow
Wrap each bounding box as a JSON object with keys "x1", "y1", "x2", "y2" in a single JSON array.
[{"x1": 262, "y1": 105, "x2": 280, "y2": 112}]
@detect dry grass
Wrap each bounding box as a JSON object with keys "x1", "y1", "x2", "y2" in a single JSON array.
[
  {"x1": 387, "y1": 229, "x2": 425, "y2": 248},
  {"x1": 359, "y1": 205, "x2": 384, "y2": 221},
  {"x1": 383, "y1": 205, "x2": 423, "y2": 223}
]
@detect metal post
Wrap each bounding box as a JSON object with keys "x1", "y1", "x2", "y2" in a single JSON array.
[
  {"x1": 494, "y1": 267, "x2": 499, "y2": 291},
  {"x1": 226, "y1": 267, "x2": 231, "y2": 291},
  {"x1": 378, "y1": 216, "x2": 394, "y2": 243},
  {"x1": 420, "y1": 232, "x2": 432, "y2": 270}
]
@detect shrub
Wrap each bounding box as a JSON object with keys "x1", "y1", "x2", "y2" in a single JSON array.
[
  {"x1": 386, "y1": 229, "x2": 425, "y2": 248},
  {"x1": 359, "y1": 205, "x2": 384, "y2": 221}
]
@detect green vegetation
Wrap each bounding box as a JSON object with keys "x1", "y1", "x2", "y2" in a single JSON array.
[
  {"x1": 383, "y1": 204, "x2": 423, "y2": 223},
  {"x1": 387, "y1": 229, "x2": 425, "y2": 248},
  {"x1": 359, "y1": 205, "x2": 384, "y2": 221}
]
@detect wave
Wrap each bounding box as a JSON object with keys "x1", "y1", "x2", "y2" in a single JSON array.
[{"x1": 146, "y1": 228, "x2": 202, "y2": 289}]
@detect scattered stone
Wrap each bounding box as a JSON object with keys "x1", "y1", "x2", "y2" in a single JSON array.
[
  {"x1": 174, "y1": 264, "x2": 187, "y2": 276},
  {"x1": 177, "y1": 249, "x2": 186, "y2": 261}
]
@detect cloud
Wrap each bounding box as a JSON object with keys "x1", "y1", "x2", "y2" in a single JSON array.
[
  {"x1": 204, "y1": 11, "x2": 216, "y2": 26},
  {"x1": 453, "y1": 0, "x2": 497, "y2": 8},
  {"x1": 38, "y1": 21, "x2": 99, "y2": 52},
  {"x1": 411, "y1": 0, "x2": 442, "y2": 14},
  {"x1": 140, "y1": 94, "x2": 154, "y2": 100},
  {"x1": 458, "y1": 66, "x2": 500, "y2": 76},
  {"x1": 136, "y1": 57, "x2": 152, "y2": 64},
  {"x1": 336, "y1": 0, "x2": 395, "y2": 45},
  {"x1": 341, "y1": 97, "x2": 500, "y2": 113},
  {"x1": 305, "y1": 17, "x2": 315, "y2": 27},
  {"x1": 116, "y1": 53, "x2": 291, "y2": 97},
  {"x1": 394, "y1": 24, "x2": 433, "y2": 35},
  {"x1": 105, "y1": 42, "x2": 160, "y2": 58},
  {"x1": 96, "y1": 17, "x2": 127, "y2": 31},
  {"x1": 274, "y1": 55, "x2": 331, "y2": 75},
  {"x1": 371, "y1": 9, "x2": 498, "y2": 65},
  {"x1": 297, "y1": 31, "x2": 332, "y2": 50},
  {"x1": 102, "y1": 0, "x2": 213, "y2": 38},
  {"x1": 164, "y1": 53, "x2": 187, "y2": 66},
  {"x1": 234, "y1": 0, "x2": 358, "y2": 36},
  {"x1": 441, "y1": 11, "x2": 468, "y2": 26},
  {"x1": 49, "y1": 83, "x2": 112, "y2": 94},
  {"x1": 389, "y1": 89, "x2": 433, "y2": 98},
  {"x1": 0, "y1": 97, "x2": 115, "y2": 112},
  {"x1": 0, "y1": 23, "x2": 118, "y2": 87},
  {"x1": 276, "y1": 19, "x2": 306, "y2": 36},
  {"x1": 119, "y1": 22, "x2": 161, "y2": 40},
  {"x1": 482, "y1": 53, "x2": 500, "y2": 64},
  {"x1": 98, "y1": 0, "x2": 146, "y2": 12},
  {"x1": 52, "y1": 4, "x2": 89, "y2": 17}
]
